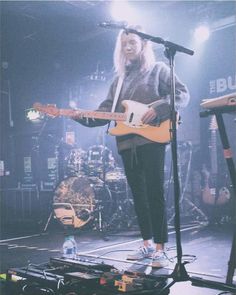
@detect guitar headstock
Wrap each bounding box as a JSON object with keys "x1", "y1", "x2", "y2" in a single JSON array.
[{"x1": 33, "y1": 103, "x2": 60, "y2": 117}]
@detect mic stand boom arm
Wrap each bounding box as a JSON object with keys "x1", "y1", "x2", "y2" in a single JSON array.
[{"x1": 124, "y1": 28, "x2": 194, "y2": 56}]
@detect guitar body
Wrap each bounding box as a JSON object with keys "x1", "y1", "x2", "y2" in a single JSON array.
[
  {"x1": 202, "y1": 184, "x2": 230, "y2": 206},
  {"x1": 202, "y1": 185, "x2": 216, "y2": 205},
  {"x1": 201, "y1": 166, "x2": 217, "y2": 205},
  {"x1": 109, "y1": 120, "x2": 171, "y2": 143},
  {"x1": 109, "y1": 100, "x2": 172, "y2": 143}
]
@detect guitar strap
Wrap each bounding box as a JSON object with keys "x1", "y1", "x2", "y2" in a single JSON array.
[
  {"x1": 111, "y1": 75, "x2": 124, "y2": 113},
  {"x1": 107, "y1": 75, "x2": 124, "y2": 132}
]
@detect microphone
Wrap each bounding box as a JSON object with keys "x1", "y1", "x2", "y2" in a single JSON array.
[{"x1": 99, "y1": 21, "x2": 128, "y2": 30}]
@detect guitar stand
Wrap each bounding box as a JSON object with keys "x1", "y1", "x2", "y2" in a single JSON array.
[{"x1": 127, "y1": 27, "x2": 236, "y2": 294}]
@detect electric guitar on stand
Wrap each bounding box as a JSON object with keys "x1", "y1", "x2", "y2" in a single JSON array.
[
  {"x1": 201, "y1": 116, "x2": 230, "y2": 205},
  {"x1": 33, "y1": 101, "x2": 175, "y2": 143}
]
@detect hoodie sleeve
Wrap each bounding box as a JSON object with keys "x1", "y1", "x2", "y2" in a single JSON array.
[{"x1": 151, "y1": 62, "x2": 190, "y2": 122}]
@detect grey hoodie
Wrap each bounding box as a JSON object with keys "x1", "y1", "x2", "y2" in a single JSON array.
[{"x1": 76, "y1": 61, "x2": 190, "y2": 153}]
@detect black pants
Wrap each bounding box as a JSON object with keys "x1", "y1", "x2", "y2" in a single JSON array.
[{"x1": 121, "y1": 143, "x2": 168, "y2": 244}]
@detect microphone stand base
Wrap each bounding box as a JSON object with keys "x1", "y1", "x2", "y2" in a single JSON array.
[{"x1": 157, "y1": 262, "x2": 236, "y2": 294}]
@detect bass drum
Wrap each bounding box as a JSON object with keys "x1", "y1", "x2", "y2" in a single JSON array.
[{"x1": 53, "y1": 176, "x2": 113, "y2": 228}]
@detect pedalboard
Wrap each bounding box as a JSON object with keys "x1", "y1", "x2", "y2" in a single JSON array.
[{"x1": 6, "y1": 256, "x2": 168, "y2": 295}]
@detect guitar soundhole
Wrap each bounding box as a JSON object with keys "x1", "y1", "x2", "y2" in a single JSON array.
[{"x1": 129, "y1": 113, "x2": 134, "y2": 123}]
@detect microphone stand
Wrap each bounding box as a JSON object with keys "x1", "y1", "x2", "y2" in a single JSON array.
[{"x1": 125, "y1": 27, "x2": 236, "y2": 294}]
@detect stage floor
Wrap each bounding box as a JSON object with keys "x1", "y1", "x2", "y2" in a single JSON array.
[{"x1": 0, "y1": 222, "x2": 235, "y2": 294}]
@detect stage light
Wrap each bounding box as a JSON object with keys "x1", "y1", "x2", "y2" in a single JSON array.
[
  {"x1": 25, "y1": 108, "x2": 43, "y2": 121},
  {"x1": 194, "y1": 25, "x2": 210, "y2": 43},
  {"x1": 69, "y1": 100, "x2": 77, "y2": 109},
  {"x1": 110, "y1": 0, "x2": 137, "y2": 24}
]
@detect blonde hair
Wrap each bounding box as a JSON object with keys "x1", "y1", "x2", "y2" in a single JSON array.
[{"x1": 113, "y1": 25, "x2": 156, "y2": 77}]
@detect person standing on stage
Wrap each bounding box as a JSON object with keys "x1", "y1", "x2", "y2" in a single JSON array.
[{"x1": 74, "y1": 25, "x2": 190, "y2": 268}]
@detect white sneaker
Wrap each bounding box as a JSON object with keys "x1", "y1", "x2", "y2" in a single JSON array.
[
  {"x1": 127, "y1": 245, "x2": 155, "y2": 260},
  {"x1": 152, "y1": 250, "x2": 169, "y2": 268}
]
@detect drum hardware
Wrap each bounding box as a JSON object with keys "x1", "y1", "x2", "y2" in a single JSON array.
[
  {"x1": 43, "y1": 143, "x2": 136, "y2": 233},
  {"x1": 165, "y1": 142, "x2": 208, "y2": 225},
  {"x1": 86, "y1": 145, "x2": 115, "y2": 179},
  {"x1": 65, "y1": 148, "x2": 87, "y2": 177},
  {"x1": 104, "y1": 194, "x2": 137, "y2": 231},
  {"x1": 85, "y1": 144, "x2": 135, "y2": 233}
]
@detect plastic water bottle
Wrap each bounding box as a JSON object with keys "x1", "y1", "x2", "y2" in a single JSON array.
[
  {"x1": 62, "y1": 235, "x2": 77, "y2": 259},
  {"x1": 70, "y1": 235, "x2": 78, "y2": 258}
]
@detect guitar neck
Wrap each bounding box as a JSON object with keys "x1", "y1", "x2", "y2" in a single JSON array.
[
  {"x1": 60, "y1": 109, "x2": 126, "y2": 121},
  {"x1": 210, "y1": 129, "x2": 218, "y2": 174}
]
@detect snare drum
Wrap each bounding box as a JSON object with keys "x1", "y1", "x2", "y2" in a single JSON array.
[{"x1": 105, "y1": 167, "x2": 126, "y2": 182}]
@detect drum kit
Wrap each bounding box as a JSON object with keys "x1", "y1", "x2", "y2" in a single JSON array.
[{"x1": 52, "y1": 145, "x2": 136, "y2": 231}]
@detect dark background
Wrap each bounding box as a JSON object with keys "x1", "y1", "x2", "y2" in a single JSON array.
[{"x1": 0, "y1": 1, "x2": 235, "y2": 229}]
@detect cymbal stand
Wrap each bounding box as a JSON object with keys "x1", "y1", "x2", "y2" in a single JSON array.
[
  {"x1": 95, "y1": 144, "x2": 110, "y2": 240},
  {"x1": 167, "y1": 142, "x2": 208, "y2": 225}
]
